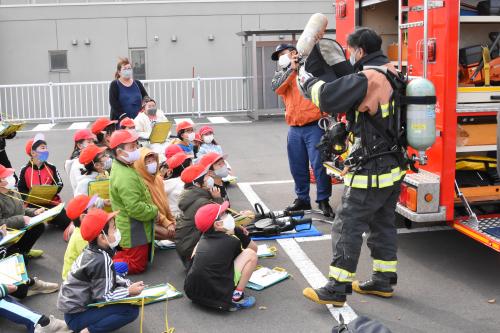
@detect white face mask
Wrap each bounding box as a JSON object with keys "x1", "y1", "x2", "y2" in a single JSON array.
[
  {"x1": 349, "y1": 49, "x2": 359, "y2": 66},
  {"x1": 104, "y1": 228, "x2": 121, "y2": 250},
  {"x1": 104, "y1": 158, "x2": 113, "y2": 171},
  {"x1": 221, "y1": 214, "x2": 235, "y2": 232},
  {"x1": 186, "y1": 132, "x2": 196, "y2": 142},
  {"x1": 214, "y1": 165, "x2": 229, "y2": 178},
  {"x1": 205, "y1": 176, "x2": 215, "y2": 189},
  {"x1": 203, "y1": 134, "x2": 214, "y2": 144},
  {"x1": 120, "y1": 149, "x2": 140, "y2": 164},
  {"x1": 2, "y1": 176, "x2": 16, "y2": 190},
  {"x1": 146, "y1": 162, "x2": 158, "y2": 175},
  {"x1": 278, "y1": 54, "x2": 291, "y2": 69},
  {"x1": 121, "y1": 69, "x2": 133, "y2": 79}
]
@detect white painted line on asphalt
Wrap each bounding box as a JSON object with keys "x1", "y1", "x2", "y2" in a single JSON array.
[
  {"x1": 278, "y1": 238, "x2": 358, "y2": 324},
  {"x1": 31, "y1": 123, "x2": 56, "y2": 132},
  {"x1": 237, "y1": 182, "x2": 358, "y2": 324},
  {"x1": 240, "y1": 180, "x2": 294, "y2": 186},
  {"x1": 207, "y1": 116, "x2": 229, "y2": 124},
  {"x1": 174, "y1": 118, "x2": 194, "y2": 124},
  {"x1": 68, "y1": 122, "x2": 90, "y2": 130},
  {"x1": 295, "y1": 235, "x2": 333, "y2": 243}
]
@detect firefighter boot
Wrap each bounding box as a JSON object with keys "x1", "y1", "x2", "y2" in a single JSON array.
[
  {"x1": 285, "y1": 198, "x2": 311, "y2": 212},
  {"x1": 352, "y1": 274, "x2": 396, "y2": 298},
  {"x1": 302, "y1": 280, "x2": 351, "y2": 307}
]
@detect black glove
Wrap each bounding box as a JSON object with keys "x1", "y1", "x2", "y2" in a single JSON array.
[{"x1": 297, "y1": 66, "x2": 319, "y2": 99}]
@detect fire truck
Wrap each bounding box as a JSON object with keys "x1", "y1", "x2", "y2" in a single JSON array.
[{"x1": 333, "y1": 0, "x2": 500, "y2": 250}]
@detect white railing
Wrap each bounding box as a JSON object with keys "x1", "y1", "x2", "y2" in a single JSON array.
[{"x1": 0, "y1": 77, "x2": 250, "y2": 122}]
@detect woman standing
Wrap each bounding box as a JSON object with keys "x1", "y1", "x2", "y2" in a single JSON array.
[{"x1": 109, "y1": 58, "x2": 148, "y2": 121}]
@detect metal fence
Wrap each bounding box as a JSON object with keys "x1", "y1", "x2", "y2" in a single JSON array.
[{"x1": 0, "y1": 77, "x2": 250, "y2": 122}]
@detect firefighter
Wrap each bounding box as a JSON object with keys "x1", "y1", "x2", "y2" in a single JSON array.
[{"x1": 298, "y1": 28, "x2": 405, "y2": 306}]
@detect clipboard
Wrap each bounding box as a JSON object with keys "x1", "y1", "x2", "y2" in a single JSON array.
[
  {"x1": 0, "y1": 254, "x2": 29, "y2": 286},
  {"x1": 26, "y1": 185, "x2": 58, "y2": 205},
  {"x1": 0, "y1": 122, "x2": 24, "y2": 137},
  {"x1": 88, "y1": 179, "x2": 111, "y2": 212},
  {"x1": 87, "y1": 283, "x2": 183, "y2": 307},
  {"x1": 246, "y1": 266, "x2": 290, "y2": 291},
  {"x1": 149, "y1": 121, "x2": 172, "y2": 144},
  {"x1": 257, "y1": 244, "x2": 277, "y2": 258},
  {"x1": 0, "y1": 228, "x2": 26, "y2": 247},
  {"x1": 24, "y1": 203, "x2": 65, "y2": 230},
  {"x1": 323, "y1": 162, "x2": 344, "y2": 179}
]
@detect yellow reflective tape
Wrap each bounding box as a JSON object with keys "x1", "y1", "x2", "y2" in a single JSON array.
[
  {"x1": 310, "y1": 81, "x2": 325, "y2": 107},
  {"x1": 345, "y1": 167, "x2": 404, "y2": 189},
  {"x1": 380, "y1": 103, "x2": 389, "y2": 118},
  {"x1": 373, "y1": 260, "x2": 397, "y2": 273},
  {"x1": 329, "y1": 266, "x2": 356, "y2": 282}
]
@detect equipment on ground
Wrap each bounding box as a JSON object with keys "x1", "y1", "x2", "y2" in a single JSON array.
[{"x1": 248, "y1": 203, "x2": 312, "y2": 237}]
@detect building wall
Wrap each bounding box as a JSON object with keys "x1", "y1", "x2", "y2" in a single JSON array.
[{"x1": 0, "y1": 0, "x2": 335, "y2": 84}]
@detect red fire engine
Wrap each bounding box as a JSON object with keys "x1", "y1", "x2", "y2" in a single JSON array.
[{"x1": 333, "y1": 0, "x2": 500, "y2": 250}]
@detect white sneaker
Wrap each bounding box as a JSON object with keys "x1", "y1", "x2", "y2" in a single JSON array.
[
  {"x1": 27, "y1": 278, "x2": 59, "y2": 296},
  {"x1": 34, "y1": 315, "x2": 71, "y2": 333}
]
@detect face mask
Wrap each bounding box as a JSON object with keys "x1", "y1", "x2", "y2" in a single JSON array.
[
  {"x1": 3, "y1": 176, "x2": 16, "y2": 190},
  {"x1": 203, "y1": 135, "x2": 214, "y2": 144},
  {"x1": 186, "y1": 132, "x2": 196, "y2": 142},
  {"x1": 81, "y1": 142, "x2": 90, "y2": 149},
  {"x1": 120, "y1": 148, "x2": 140, "y2": 164},
  {"x1": 214, "y1": 165, "x2": 229, "y2": 178},
  {"x1": 37, "y1": 151, "x2": 49, "y2": 162},
  {"x1": 103, "y1": 158, "x2": 113, "y2": 171},
  {"x1": 349, "y1": 49, "x2": 358, "y2": 66},
  {"x1": 147, "y1": 108, "x2": 157, "y2": 116},
  {"x1": 146, "y1": 162, "x2": 158, "y2": 175},
  {"x1": 205, "y1": 176, "x2": 215, "y2": 189},
  {"x1": 278, "y1": 54, "x2": 291, "y2": 69},
  {"x1": 221, "y1": 214, "x2": 235, "y2": 232},
  {"x1": 103, "y1": 228, "x2": 121, "y2": 250},
  {"x1": 121, "y1": 69, "x2": 133, "y2": 79}
]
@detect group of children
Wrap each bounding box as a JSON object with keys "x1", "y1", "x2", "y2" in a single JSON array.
[{"x1": 0, "y1": 97, "x2": 261, "y2": 332}]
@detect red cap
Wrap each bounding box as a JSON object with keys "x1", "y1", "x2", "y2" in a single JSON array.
[
  {"x1": 25, "y1": 139, "x2": 34, "y2": 156},
  {"x1": 199, "y1": 126, "x2": 214, "y2": 137},
  {"x1": 165, "y1": 144, "x2": 183, "y2": 159},
  {"x1": 120, "y1": 117, "x2": 135, "y2": 128},
  {"x1": 74, "y1": 129, "x2": 95, "y2": 142},
  {"x1": 109, "y1": 130, "x2": 139, "y2": 149},
  {"x1": 79, "y1": 144, "x2": 107, "y2": 165},
  {"x1": 167, "y1": 152, "x2": 189, "y2": 170},
  {"x1": 66, "y1": 194, "x2": 97, "y2": 220},
  {"x1": 80, "y1": 208, "x2": 119, "y2": 242},
  {"x1": 180, "y1": 164, "x2": 209, "y2": 183},
  {"x1": 194, "y1": 133, "x2": 202, "y2": 143},
  {"x1": 199, "y1": 152, "x2": 225, "y2": 168},
  {"x1": 91, "y1": 118, "x2": 117, "y2": 135},
  {"x1": 0, "y1": 164, "x2": 15, "y2": 179},
  {"x1": 176, "y1": 121, "x2": 193, "y2": 134},
  {"x1": 195, "y1": 201, "x2": 230, "y2": 233}
]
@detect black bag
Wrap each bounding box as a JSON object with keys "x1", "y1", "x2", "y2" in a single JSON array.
[
  {"x1": 332, "y1": 315, "x2": 393, "y2": 333},
  {"x1": 477, "y1": 0, "x2": 500, "y2": 15}
]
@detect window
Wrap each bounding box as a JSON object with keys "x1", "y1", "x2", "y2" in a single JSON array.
[
  {"x1": 49, "y1": 50, "x2": 68, "y2": 71},
  {"x1": 129, "y1": 49, "x2": 146, "y2": 80}
]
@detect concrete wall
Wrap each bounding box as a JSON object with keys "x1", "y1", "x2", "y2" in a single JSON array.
[{"x1": 0, "y1": 0, "x2": 335, "y2": 84}]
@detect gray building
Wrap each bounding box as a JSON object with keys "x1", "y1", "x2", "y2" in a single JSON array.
[{"x1": 0, "y1": 0, "x2": 335, "y2": 84}]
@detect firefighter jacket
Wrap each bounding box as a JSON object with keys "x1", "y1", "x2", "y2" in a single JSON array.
[{"x1": 308, "y1": 51, "x2": 406, "y2": 189}]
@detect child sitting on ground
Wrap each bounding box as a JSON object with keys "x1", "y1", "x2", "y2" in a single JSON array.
[
  {"x1": 0, "y1": 283, "x2": 70, "y2": 333},
  {"x1": 62, "y1": 195, "x2": 128, "y2": 280},
  {"x1": 18, "y1": 134, "x2": 71, "y2": 230},
  {"x1": 163, "y1": 152, "x2": 192, "y2": 217},
  {"x1": 172, "y1": 121, "x2": 195, "y2": 155},
  {"x1": 74, "y1": 145, "x2": 112, "y2": 202},
  {"x1": 196, "y1": 126, "x2": 223, "y2": 160},
  {"x1": 119, "y1": 117, "x2": 136, "y2": 130},
  {"x1": 134, "y1": 97, "x2": 167, "y2": 140},
  {"x1": 91, "y1": 118, "x2": 118, "y2": 148},
  {"x1": 66, "y1": 129, "x2": 96, "y2": 194},
  {"x1": 184, "y1": 202, "x2": 258, "y2": 311},
  {"x1": 57, "y1": 208, "x2": 142, "y2": 333}
]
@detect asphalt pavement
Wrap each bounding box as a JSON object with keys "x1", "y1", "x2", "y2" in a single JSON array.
[{"x1": 1, "y1": 117, "x2": 499, "y2": 333}]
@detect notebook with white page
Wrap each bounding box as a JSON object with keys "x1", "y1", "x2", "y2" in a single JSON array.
[
  {"x1": 247, "y1": 267, "x2": 289, "y2": 290},
  {"x1": 257, "y1": 244, "x2": 275, "y2": 258}
]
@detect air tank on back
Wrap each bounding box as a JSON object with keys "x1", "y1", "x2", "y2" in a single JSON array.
[
  {"x1": 406, "y1": 77, "x2": 436, "y2": 165},
  {"x1": 296, "y1": 13, "x2": 328, "y2": 57}
]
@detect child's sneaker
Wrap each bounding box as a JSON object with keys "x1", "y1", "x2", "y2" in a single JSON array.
[
  {"x1": 113, "y1": 262, "x2": 129, "y2": 277},
  {"x1": 232, "y1": 289, "x2": 244, "y2": 302},
  {"x1": 34, "y1": 315, "x2": 71, "y2": 333},
  {"x1": 27, "y1": 278, "x2": 59, "y2": 296},
  {"x1": 230, "y1": 296, "x2": 256, "y2": 311}
]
